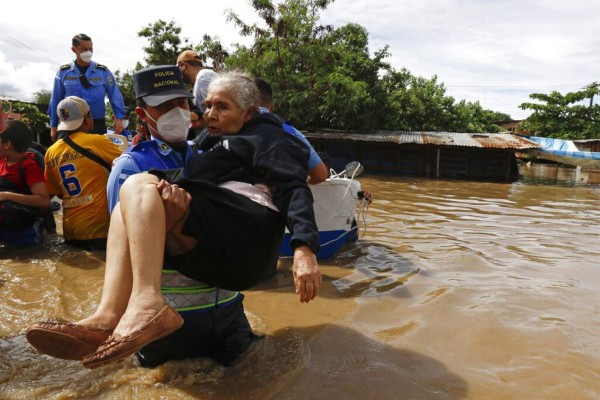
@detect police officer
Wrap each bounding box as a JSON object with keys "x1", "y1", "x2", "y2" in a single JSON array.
[
  {"x1": 48, "y1": 33, "x2": 126, "y2": 141},
  {"x1": 106, "y1": 65, "x2": 258, "y2": 368}
]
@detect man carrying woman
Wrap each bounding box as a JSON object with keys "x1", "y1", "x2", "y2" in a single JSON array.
[{"x1": 26, "y1": 69, "x2": 322, "y2": 369}]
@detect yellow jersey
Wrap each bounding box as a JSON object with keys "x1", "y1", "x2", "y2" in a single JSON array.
[{"x1": 45, "y1": 132, "x2": 123, "y2": 241}]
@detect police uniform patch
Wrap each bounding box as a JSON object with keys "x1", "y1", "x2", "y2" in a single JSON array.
[
  {"x1": 96, "y1": 64, "x2": 107, "y2": 70},
  {"x1": 108, "y1": 77, "x2": 114, "y2": 86},
  {"x1": 60, "y1": 64, "x2": 70, "y2": 70},
  {"x1": 159, "y1": 143, "x2": 171, "y2": 152}
]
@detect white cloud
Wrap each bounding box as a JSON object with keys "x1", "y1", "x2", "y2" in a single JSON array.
[{"x1": 1, "y1": 0, "x2": 598, "y2": 120}]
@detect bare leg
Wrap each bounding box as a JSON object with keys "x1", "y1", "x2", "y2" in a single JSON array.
[
  {"x1": 77, "y1": 206, "x2": 133, "y2": 329},
  {"x1": 109, "y1": 173, "x2": 169, "y2": 338}
]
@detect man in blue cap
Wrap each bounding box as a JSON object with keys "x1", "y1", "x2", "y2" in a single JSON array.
[
  {"x1": 48, "y1": 33, "x2": 126, "y2": 141},
  {"x1": 27, "y1": 65, "x2": 258, "y2": 366},
  {"x1": 107, "y1": 65, "x2": 258, "y2": 368}
]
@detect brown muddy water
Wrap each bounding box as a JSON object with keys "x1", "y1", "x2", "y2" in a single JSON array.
[{"x1": 1, "y1": 163, "x2": 599, "y2": 399}]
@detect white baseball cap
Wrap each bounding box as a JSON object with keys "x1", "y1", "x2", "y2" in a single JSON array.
[{"x1": 57, "y1": 96, "x2": 90, "y2": 131}]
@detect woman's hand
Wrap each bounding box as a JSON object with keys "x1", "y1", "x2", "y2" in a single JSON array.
[
  {"x1": 157, "y1": 179, "x2": 191, "y2": 232},
  {"x1": 293, "y1": 245, "x2": 322, "y2": 303}
]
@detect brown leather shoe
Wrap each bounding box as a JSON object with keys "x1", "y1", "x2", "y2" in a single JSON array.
[
  {"x1": 82, "y1": 304, "x2": 184, "y2": 369},
  {"x1": 26, "y1": 321, "x2": 113, "y2": 360}
]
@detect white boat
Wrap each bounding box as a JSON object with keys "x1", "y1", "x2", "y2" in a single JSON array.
[
  {"x1": 526, "y1": 136, "x2": 600, "y2": 170},
  {"x1": 280, "y1": 162, "x2": 369, "y2": 259}
]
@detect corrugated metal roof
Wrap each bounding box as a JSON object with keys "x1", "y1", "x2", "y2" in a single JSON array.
[
  {"x1": 303, "y1": 130, "x2": 540, "y2": 150},
  {"x1": 573, "y1": 138, "x2": 600, "y2": 144}
]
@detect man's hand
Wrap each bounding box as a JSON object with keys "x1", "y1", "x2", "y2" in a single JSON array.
[
  {"x1": 157, "y1": 179, "x2": 191, "y2": 232},
  {"x1": 113, "y1": 119, "x2": 124, "y2": 135},
  {"x1": 293, "y1": 245, "x2": 322, "y2": 303}
]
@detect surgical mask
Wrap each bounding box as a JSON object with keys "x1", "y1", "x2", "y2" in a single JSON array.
[
  {"x1": 79, "y1": 50, "x2": 93, "y2": 63},
  {"x1": 144, "y1": 107, "x2": 190, "y2": 143}
]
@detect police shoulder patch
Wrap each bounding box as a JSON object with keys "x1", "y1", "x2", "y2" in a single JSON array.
[
  {"x1": 60, "y1": 64, "x2": 70, "y2": 70},
  {"x1": 159, "y1": 143, "x2": 171, "y2": 152},
  {"x1": 96, "y1": 64, "x2": 107, "y2": 70}
]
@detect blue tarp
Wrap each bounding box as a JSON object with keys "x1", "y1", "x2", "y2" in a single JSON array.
[
  {"x1": 526, "y1": 136, "x2": 600, "y2": 169},
  {"x1": 527, "y1": 136, "x2": 579, "y2": 152}
]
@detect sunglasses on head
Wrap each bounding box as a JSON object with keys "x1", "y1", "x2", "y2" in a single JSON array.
[{"x1": 79, "y1": 74, "x2": 92, "y2": 89}]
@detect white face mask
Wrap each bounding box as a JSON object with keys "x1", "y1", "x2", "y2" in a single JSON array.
[
  {"x1": 145, "y1": 107, "x2": 190, "y2": 143},
  {"x1": 79, "y1": 50, "x2": 93, "y2": 63}
]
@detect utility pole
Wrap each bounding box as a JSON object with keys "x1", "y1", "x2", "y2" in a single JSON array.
[{"x1": 584, "y1": 82, "x2": 599, "y2": 107}]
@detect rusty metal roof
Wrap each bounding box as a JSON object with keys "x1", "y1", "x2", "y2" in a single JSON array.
[{"x1": 303, "y1": 130, "x2": 540, "y2": 150}]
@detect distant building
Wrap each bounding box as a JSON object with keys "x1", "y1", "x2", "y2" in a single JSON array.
[
  {"x1": 305, "y1": 130, "x2": 538, "y2": 182},
  {"x1": 494, "y1": 120, "x2": 523, "y2": 133},
  {"x1": 573, "y1": 138, "x2": 600, "y2": 152}
]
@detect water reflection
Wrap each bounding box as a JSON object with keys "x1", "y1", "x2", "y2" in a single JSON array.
[
  {"x1": 518, "y1": 161, "x2": 594, "y2": 186},
  {"x1": 2, "y1": 166, "x2": 600, "y2": 399}
]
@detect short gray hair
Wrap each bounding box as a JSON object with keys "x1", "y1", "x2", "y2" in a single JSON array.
[{"x1": 207, "y1": 70, "x2": 260, "y2": 111}]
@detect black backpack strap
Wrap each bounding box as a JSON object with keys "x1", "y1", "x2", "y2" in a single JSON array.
[
  {"x1": 17, "y1": 164, "x2": 31, "y2": 194},
  {"x1": 62, "y1": 135, "x2": 112, "y2": 172}
]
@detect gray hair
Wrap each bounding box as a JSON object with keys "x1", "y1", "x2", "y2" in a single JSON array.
[{"x1": 207, "y1": 70, "x2": 260, "y2": 111}]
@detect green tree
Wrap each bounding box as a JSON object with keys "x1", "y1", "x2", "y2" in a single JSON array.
[
  {"x1": 10, "y1": 101, "x2": 49, "y2": 143},
  {"x1": 226, "y1": 0, "x2": 391, "y2": 130},
  {"x1": 319, "y1": 23, "x2": 390, "y2": 130},
  {"x1": 382, "y1": 71, "x2": 455, "y2": 131},
  {"x1": 118, "y1": 20, "x2": 227, "y2": 111},
  {"x1": 195, "y1": 35, "x2": 230, "y2": 71},
  {"x1": 32, "y1": 90, "x2": 51, "y2": 105},
  {"x1": 226, "y1": 0, "x2": 335, "y2": 129},
  {"x1": 519, "y1": 85, "x2": 600, "y2": 139},
  {"x1": 137, "y1": 20, "x2": 191, "y2": 66},
  {"x1": 81, "y1": 6, "x2": 514, "y2": 134},
  {"x1": 452, "y1": 100, "x2": 508, "y2": 133},
  {"x1": 380, "y1": 69, "x2": 507, "y2": 132},
  {"x1": 225, "y1": 0, "x2": 507, "y2": 132}
]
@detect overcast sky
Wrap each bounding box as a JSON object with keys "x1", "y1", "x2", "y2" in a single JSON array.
[{"x1": 1, "y1": 0, "x2": 599, "y2": 120}]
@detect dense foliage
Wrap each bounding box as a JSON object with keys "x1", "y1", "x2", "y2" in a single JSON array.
[
  {"x1": 33, "y1": 0, "x2": 598, "y2": 136},
  {"x1": 519, "y1": 84, "x2": 600, "y2": 139},
  {"x1": 10, "y1": 101, "x2": 50, "y2": 143},
  {"x1": 223, "y1": 0, "x2": 508, "y2": 132}
]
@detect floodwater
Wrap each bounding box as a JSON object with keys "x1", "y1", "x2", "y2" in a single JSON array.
[{"x1": 1, "y1": 163, "x2": 599, "y2": 399}]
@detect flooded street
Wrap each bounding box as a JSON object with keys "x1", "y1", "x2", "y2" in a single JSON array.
[{"x1": 1, "y1": 163, "x2": 600, "y2": 399}]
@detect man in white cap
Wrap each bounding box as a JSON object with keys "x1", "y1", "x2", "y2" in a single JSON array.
[{"x1": 44, "y1": 96, "x2": 123, "y2": 250}]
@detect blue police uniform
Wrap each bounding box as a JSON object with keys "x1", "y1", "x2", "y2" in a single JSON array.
[
  {"x1": 258, "y1": 107, "x2": 321, "y2": 170},
  {"x1": 49, "y1": 60, "x2": 126, "y2": 129},
  {"x1": 107, "y1": 139, "x2": 196, "y2": 209},
  {"x1": 106, "y1": 138, "x2": 256, "y2": 368}
]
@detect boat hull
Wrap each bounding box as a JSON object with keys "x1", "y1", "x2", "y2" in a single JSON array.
[
  {"x1": 526, "y1": 136, "x2": 600, "y2": 170},
  {"x1": 280, "y1": 177, "x2": 362, "y2": 259}
]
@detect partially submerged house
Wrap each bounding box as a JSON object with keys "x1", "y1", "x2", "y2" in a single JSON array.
[
  {"x1": 572, "y1": 138, "x2": 600, "y2": 153},
  {"x1": 304, "y1": 130, "x2": 539, "y2": 182}
]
